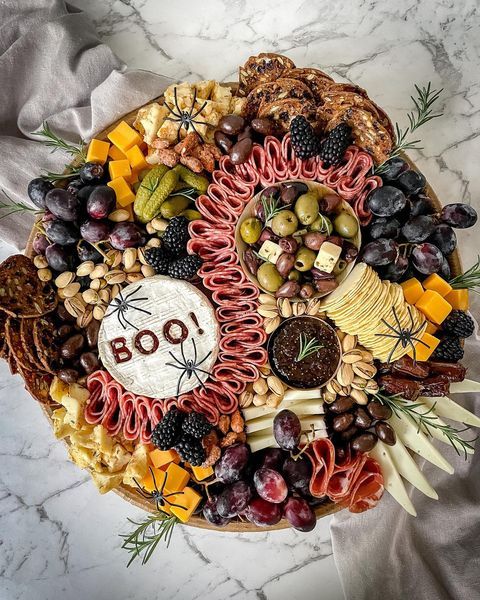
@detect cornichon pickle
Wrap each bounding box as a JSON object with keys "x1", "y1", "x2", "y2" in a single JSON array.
[
  {"x1": 160, "y1": 195, "x2": 190, "y2": 219},
  {"x1": 173, "y1": 165, "x2": 209, "y2": 194},
  {"x1": 180, "y1": 209, "x2": 202, "y2": 221},
  {"x1": 140, "y1": 169, "x2": 179, "y2": 223},
  {"x1": 134, "y1": 165, "x2": 169, "y2": 218}
]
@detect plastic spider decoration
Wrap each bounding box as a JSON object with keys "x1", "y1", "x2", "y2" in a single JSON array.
[
  {"x1": 104, "y1": 286, "x2": 152, "y2": 330},
  {"x1": 166, "y1": 338, "x2": 212, "y2": 396},
  {"x1": 133, "y1": 466, "x2": 187, "y2": 512},
  {"x1": 375, "y1": 305, "x2": 428, "y2": 363},
  {"x1": 164, "y1": 87, "x2": 209, "y2": 141}
]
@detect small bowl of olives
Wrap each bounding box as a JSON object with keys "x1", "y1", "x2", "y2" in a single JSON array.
[{"x1": 235, "y1": 180, "x2": 361, "y2": 301}]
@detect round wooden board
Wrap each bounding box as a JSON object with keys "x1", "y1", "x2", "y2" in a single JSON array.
[{"x1": 24, "y1": 84, "x2": 462, "y2": 532}]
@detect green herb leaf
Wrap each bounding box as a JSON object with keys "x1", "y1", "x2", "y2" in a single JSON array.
[
  {"x1": 261, "y1": 194, "x2": 289, "y2": 224},
  {"x1": 169, "y1": 186, "x2": 197, "y2": 201},
  {"x1": 296, "y1": 332, "x2": 324, "y2": 362},
  {"x1": 0, "y1": 189, "x2": 41, "y2": 221},
  {"x1": 449, "y1": 255, "x2": 480, "y2": 294},
  {"x1": 120, "y1": 513, "x2": 179, "y2": 567},
  {"x1": 32, "y1": 121, "x2": 86, "y2": 161}
]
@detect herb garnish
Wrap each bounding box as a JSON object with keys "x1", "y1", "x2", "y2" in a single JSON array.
[
  {"x1": 376, "y1": 82, "x2": 443, "y2": 173},
  {"x1": 120, "y1": 514, "x2": 179, "y2": 566},
  {"x1": 296, "y1": 333, "x2": 323, "y2": 362},
  {"x1": 0, "y1": 189, "x2": 40, "y2": 221},
  {"x1": 374, "y1": 391, "x2": 476, "y2": 459},
  {"x1": 171, "y1": 186, "x2": 197, "y2": 201},
  {"x1": 261, "y1": 194, "x2": 288, "y2": 224},
  {"x1": 449, "y1": 255, "x2": 480, "y2": 294}
]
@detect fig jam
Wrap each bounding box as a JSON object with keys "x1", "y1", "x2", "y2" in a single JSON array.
[{"x1": 269, "y1": 316, "x2": 341, "y2": 389}]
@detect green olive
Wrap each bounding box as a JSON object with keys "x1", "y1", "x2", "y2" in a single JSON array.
[
  {"x1": 256, "y1": 262, "x2": 284, "y2": 292},
  {"x1": 333, "y1": 259, "x2": 348, "y2": 275},
  {"x1": 294, "y1": 192, "x2": 319, "y2": 226},
  {"x1": 271, "y1": 210, "x2": 298, "y2": 237},
  {"x1": 160, "y1": 195, "x2": 190, "y2": 219},
  {"x1": 288, "y1": 269, "x2": 301, "y2": 282},
  {"x1": 240, "y1": 217, "x2": 263, "y2": 244},
  {"x1": 294, "y1": 247, "x2": 317, "y2": 272},
  {"x1": 334, "y1": 211, "x2": 358, "y2": 238},
  {"x1": 310, "y1": 213, "x2": 333, "y2": 234}
]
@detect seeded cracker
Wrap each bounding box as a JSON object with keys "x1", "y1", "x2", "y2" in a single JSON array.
[
  {"x1": 20, "y1": 317, "x2": 46, "y2": 371},
  {"x1": 18, "y1": 366, "x2": 54, "y2": 405},
  {"x1": 33, "y1": 316, "x2": 63, "y2": 373},
  {"x1": 238, "y1": 53, "x2": 296, "y2": 97},
  {"x1": 5, "y1": 318, "x2": 39, "y2": 372}
]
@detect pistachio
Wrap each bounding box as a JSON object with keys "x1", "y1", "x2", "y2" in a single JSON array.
[
  {"x1": 146, "y1": 237, "x2": 161, "y2": 248},
  {"x1": 259, "y1": 365, "x2": 271, "y2": 376},
  {"x1": 253, "y1": 393, "x2": 268, "y2": 406},
  {"x1": 141, "y1": 264, "x2": 156, "y2": 278},
  {"x1": 122, "y1": 248, "x2": 137, "y2": 270},
  {"x1": 77, "y1": 308, "x2": 93, "y2": 328},
  {"x1": 106, "y1": 250, "x2": 122, "y2": 268},
  {"x1": 337, "y1": 363, "x2": 354, "y2": 387},
  {"x1": 257, "y1": 306, "x2": 278, "y2": 318},
  {"x1": 33, "y1": 255, "x2": 48, "y2": 269},
  {"x1": 126, "y1": 272, "x2": 144, "y2": 283},
  {"x1": 105, "y1": 270, "x2": 127, "y2": 285},
  {"x1": 37, "y1": 267, "x2": 52, "y2": 282},
  {"x1": 124, "y1": 261, "x2": 142, "y2": 273},
  {"x1": 350, "y1": 388, "x2": 368, "y2": 405},
  {"x1": 279, "y1": 298, "x2": 293, "y2": 318},
  {"x1": 342, "y1": 334, "x2": 357, "y2": 353},
  {"x1": 323, "y1": 390, "x2": 337, "y2": 403},
  {"x1": 137, "y1": 247, "x2": 149, "y2": 265},
  {"x1": 110, "y1": 284, "x2": 121, "y2": 299},
  {"x1": 109, "y1": 208, "x2": 130, "y2": 222},
  {"x1": 146, "y1": 222, "x2": 156, "y2": 235},
  {"x1": 55, "y1": 271, "x2": 75, "y2": 289},
  {"x1": 266, "y1": 392, "x2": 282, "y2": 408},
  {"x1": 82, "y1": 289, "x2": 100, "y2": 305},
  {"x1": 239, "y1": 390, "x2": 254, "y2": 408},
  {"x1": 352, "y1": 361, "x2": 377, "y2": 379},
  {"x1": 327, "y1": 379, "x2": 342, "y2": 395},
  {"x1": 264, "y1": 316, "x2": 281, "y2": 334},
  {"x1": 337, "y1": 385, "x2": 351, "y2": 397},
  {"x1": 359, "y1": 349, "x2": 374, "y2": 363},
  {"x1": 93, "y1": 304, "x2": 106, "y2": 320},
  {"x1": 90, "y1": 263, "x2": 109, "y2": 279},
  {"x1": 62, "y1": 282, "x2": 81, "y2": 298},
  {"x1": 64, "y1": 297, "x2": 86, "y2": 318},
  {"x1": 292, "y1": 301, "x2": 306, "y2": 316},
  {"x1": 99, "y1": 289, "x2": 111, "y2": 304},
  {"x1": 351, "y1": 376, "x2": 368, "y2": 390},
  {"x1": 76, "y1": 261, "x2": 95, "y2": 277},
  {"x1": 258, "y1": 293, "x2": 276, "y2": 305},
  {"x1": 90, "y1": 278, "x2": 101, "y2": 291},
  {"x1": 151, "y1": 217, "x2": 169, "y2": 232},
  {"x1": 365, "y1": 380, "x2": 380, "y2": 394},
  {"x1": 253, "y1": 377, "x2": 268, "y2": 395},
  {"x1": 266, "y1": 375, "x2": 284, "y2": 396},
  {"x1": 306, "y1": 298, "x2": 321, "y2": 315},
  {"x1": 341, "y1": 349, "x2": 363, "y2": 364}
]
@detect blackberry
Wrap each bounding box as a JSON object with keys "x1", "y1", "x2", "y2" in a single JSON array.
[
  {"x1": 145, "y1": 246, "x2": 172, "y2": 275},
  {"x1": 182, "y1": 412, "x2": 212, "y2": 439},
  {"x1": 168, "y1": 254, "x2": 202, "y2": 280},
  {"x1": 432, "y1": 337, "x2": 464, "y2": 362},
  {"x1": 442, "y1": 310, "x2": 475, "y2": 338},
  {"x1": 290, "y1": 116, "x2": 320, "y2": 160},
  {"x1": 318, "y1": 123, "x2": 351, "y2": 167},
  {"x1": 162, "y1": 216, "x2": 190, "y2": 256},
  {"x1": 175, "y1": 434, "x2": 206, "y2": 466},
  {"x1": 151, "y1": 408, "x2": 184, "y2": 450}
]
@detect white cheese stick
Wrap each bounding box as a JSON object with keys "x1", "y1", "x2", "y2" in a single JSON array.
[
  {"x1": 284, "y1": 388, "x2": 323, "y2": 401},
  {"x1": 246, "y1": 414, "x2": 325, "y2": 434},
  {"x1": 388, "y1": 412, "x2": 454, "y2": 474},
  {"x1": 247, "y1": 429, "x2": 327, "y2": 453},
  {"x1": 419, "y1": 395, "x2": 480, "y2": 428},
  {"x1": 370, "y1": 441, "x2": 417, "y2": 516},
  {"x1": 386, "y1": 437, "x2": 438, "y2": 499},
  {"x1": 450, "y1": 379, "x2": 480, "y2": 394},
  {"x1": 243, "y1": 396, "x2": 323, "y2": 421}
]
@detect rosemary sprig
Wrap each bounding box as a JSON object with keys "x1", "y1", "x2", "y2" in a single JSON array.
[
  {"x1": 374, "y1": 391, "x2": 476, "y2": 459},
  {"x1": 296, "y1": 333, "x2": 324, "y2": 362},
  {"x1": 375, "y1": 82, "x2": 444, "y2": 173},
  {"x1": 171, "y1": 186, "x2": 197, "y2": 200},
  {"x1": 261, "y1": 194, "x2": 288, "y2": 223},
  {"x1": 32, "y1": 121, "x2": 86, "y2": 161},
  {"x1": 120, "y1": 513, "x2": 179, "y2": 567},
  {"x1": 449, "y1": 255, "x2": 480, "y2": 294},
  {"x1": 41, "y1": 165, "x2": 83, "y2": 182},
  {"x1": 0, "y1": 189, "x2": 40, "y2": 220}
]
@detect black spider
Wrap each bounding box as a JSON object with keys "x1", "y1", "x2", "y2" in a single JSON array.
[
  {"x1": 104, "y1": 286, "x2": 152, "y2": 330},
  {"x1": 164, "y1": 86, "x2": 209, "y2": 141},
  {"x1": 165, "y1": 338, "x2": 212, "y2": 396},
  {"x1": 133, "y1": 466, "x2": 187, "y2": 512},
  {"x1": 374, "y1": 305, "x2": 428, "y2": 363}
]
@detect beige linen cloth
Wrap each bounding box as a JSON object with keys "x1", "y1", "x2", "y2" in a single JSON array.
[{"x1": 1, "y1": 2, "x2": 479, "y2": 599}]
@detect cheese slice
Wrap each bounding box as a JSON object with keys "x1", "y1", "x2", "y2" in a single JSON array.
[
  {"x1": 247, "y1": 428, "x2": 327, "y2": 453},
  {"x1": 450, "y1": 379, "x2": 480, "y2": 395},
  {"x1": 386, "y1": 437, "x2": 438, "y2": 499},
  {"x1": 258, "y1": 240, "x2": 283, "y2": 264},
  {"x1": 314, "y1": 241, "x2": 342, "y2": 273},
  {"x1": 370, "y1": 441, "x2": 417, "y2": 516},
  {"x1": 246, "y1": 414, "x2": 325, "y2": 434},
  {"x1": 388, "y1": 412, "x2": 454, "y2": 474},
  {"x1": 419, "y1": 395, "x2": 480, "y2": 428},
  {"x1": 284, "y1": 388, "x2": 322, "y2": 401},
  {"x1": 243, "y1": 397, "x2": 324, "y2": 422}
]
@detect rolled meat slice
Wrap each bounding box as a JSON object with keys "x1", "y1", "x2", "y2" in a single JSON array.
[
  {"x1": 307, "y1": 438, "x2": 336, "y2": 498},
  {"x1": 348, "y1": 457, "x2": 384, "y2": 513}
]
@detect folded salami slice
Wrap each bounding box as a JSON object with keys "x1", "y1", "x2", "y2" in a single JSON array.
[
  {"x1": 327, "y1": 452, "x2": 368, "y2": 502},
  {"x1": 348, "y1": 457, "x2": 384, "y2": 513},
  {"x1": 196, "y1": 194, "x2": 239, "y2": 224},
  {"x1": 307, "y1": 438, "x2": 336, "y2": 497}
]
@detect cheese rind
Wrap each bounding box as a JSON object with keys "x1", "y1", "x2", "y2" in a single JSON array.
[{"x1": 314, "y1": 241, "x2": 342, "y2": 273}]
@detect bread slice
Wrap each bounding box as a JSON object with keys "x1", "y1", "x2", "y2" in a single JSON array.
[
  {"x1": 283, "y1": 68, "x2": 333, "y2": 102},
  {"x1": 244, "y1": 78, "x2": 314, "y2": 118},
  {"x1": 258, "y1": 98, "x2": 317, "y2": 132},
  {"x1": 238, "y1": 53, "x2": 296, "y2": 96}
]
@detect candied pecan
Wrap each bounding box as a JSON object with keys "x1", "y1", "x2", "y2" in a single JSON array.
[
  {"x1": 220, "y1": 432, "x2": 238, "y2": 447},
  {"x1": 202, "y1": 430, "x2": 219, "y2": 452},
  {"x1": 218, "y1": 415, "x2": 231, "y2": 435},
  {"x1": 192, "y1": 145, "x2": 215, "y2": 172},
  {"x1": 202, "y1": 445, "x2": 221, "y2": 467},
  {"x1": 151, "y1": 138, "x2": 170, "y2": 149},
  {"x1": 180, "y1": 154, "x2": 203, "y2": 173},
  {"x1": 205, "y1": 143, "x2": 222, "y2": 161},
  {"x1": 154, "y1": 148, "x2": 179, "y2": 167},
  {"x1": 174, "y1": 132, "x2": 200, "y2": 155},
  {"x1": 230, "y1": 409, "x2": 245, "y2": 433}
]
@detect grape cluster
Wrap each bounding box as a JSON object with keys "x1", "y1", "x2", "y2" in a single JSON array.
[
  {"x1": 362, "y1": 158, "x2": 478, "y2": 282},
  {"x1": 29, "y1": 163, "x2": 146, "y2": 274}
]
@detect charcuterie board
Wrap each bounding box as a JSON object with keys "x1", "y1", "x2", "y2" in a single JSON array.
[{"x1": 3, "y1": 54, "x2": 477, "y2": 558}]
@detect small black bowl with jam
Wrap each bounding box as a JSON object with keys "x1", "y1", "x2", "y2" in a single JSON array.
[{"x1": 268, "y1": 316, "x2": 341, "y2": 389}]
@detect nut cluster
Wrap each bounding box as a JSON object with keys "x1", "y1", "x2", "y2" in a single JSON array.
[
  {"x1": 201, "y1": 410, "x2": 246, "y2": 467},
  {"x1": 240, "y1": 364, "x2": 286, "y2": 409},
  {"x1": 257, "y1": 293, "x2": 322, "y2": 334},
  {"x1": 323, "y1": 333, "x2": 379, "y2": 405},
  {"x1": 150, "y1": 132, "x2": 221, "y2": 173}
]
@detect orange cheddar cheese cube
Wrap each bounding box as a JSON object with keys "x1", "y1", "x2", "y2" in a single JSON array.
[
  {"x1": 425, "y1": 321, "x2": 438, "y2": 335},
  {"x1": 164, "y1": 462, "x2": 190, "y2": 493},
  {"x1": 140, "y1": 466, "x2": 166, "y2": 493},
  {"x1": 150, "y1": 448, "x2": 180, "y2": 469},
  {"x1": 423, "y1": 273, "x2": 452, "y2": 297},
  {"x1": 107, "y1": 177, "x2": 135, "y2": 207},
  {"x1": 125, "y1": 145, "x2": 149, "y2": 171},
  {"x1": 415, "y1": 289, "x2": 452, "y2": 325},
  {"x1": 108, "y1": 144, "x2": 126, "y2": 161},
  {"x1": 126, "y1": 169, "x2": 139, "y2": 185},
  {"x1": 191, "y1": 465, "x2": 214, "y2": 481},
  {"x1": 109, "y1": 159, "x2": 131, "y2": 181},
  {"x1": 107, "y1": 121, "x2": 143, "y2": 153},
  {"x1": 400, "y1": 278, "x2": 424, "y2": 305},
  {"x1": 86, "y1": 138, "x2": 110, "y2": 165},
  {"x1": 445, "y1": 289, "x2": 469, "y2": 311},
  {"x1": 407, "y1": 332, "x2": 440, "y2": 362},
  {"x1": 169, "y1": 486, "x2": 202, "y2": 523}
]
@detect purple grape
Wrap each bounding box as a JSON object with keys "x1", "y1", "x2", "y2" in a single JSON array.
[
  {"x1": 77, "y1": 241, "x2": 103, "y2": 262},
  {"x1": 246, "y1": 497, "x2": 282, "y2": 526},
  {"x1": 203, "y1": 495, "x2": 231, "y2": 527},
  {"x1": 381, "y1": 254, "x2": 409, "y2": 282},
  {"x1": 80, "y1": 219, "x2": 111, "y2": 243},
  {"x1": 361, "y1": 239, "x2": 399, "y2": 266},
  {"x1": 439, "y1": 256, "x2": 451, "y2": 280},
  {"x1": 368, "y1": 218, "x2": 400, "y2": 240},
  {"x1": 216, "y1": 481, "x2": 252, "y2": 518},
  {"x1": 109, "y1": 222, "x2": 145, "y2": 250},
  {"x1": 45, "y1": 243, "x2": 74, "y2": 272},
  {"x1": 259, "y1": 448, "x2": 285, "y2": 470},
  {"x1": 67, "y1": 178, "x2": 84, "y2": 197},
  {"x1": 253, "y1": 468, "x2": 288, "y2": 503},
  {"x1": 87, "y1": 186, "x2": 116, "y2": 220},
  {"x1": 379, "y1": 157, "x2": 409, "y2": 183},
  {"x1": 44, "y1": 220, "x2": 79, "y2": 245},
  {"x1": 283, "y1": 497, "x2": 316, "y2": 532},
  {"x1": 428, "y1": 224, "x2": 457, "y2": 255},
  {"x1": 396, "y1": 169, "x2": 426, "y2": 195},
  {"x1": 214, "y1": 444, "x2": 249, "y2": 484},
  {"x1": 78, "y1": 185, "x2": 96, "y2": 202},
  {"x1": 32, "y1": 233, "x2": 50, "y2": 255},
  {"x1": 401, "y1": 215, "x2": 437, "y2": 243},
  {"x1": 273, "y1": 409, "x2": 301, "y2": 451},
  {"x1": 410, "y1": 194, "x2": 434, "y2": 217},
  {"x1": 412, "y1": 243, "x2": 444, "y2": 275},
  {"x1": 440, "y1": 203, "x2": 477, "y2": 229},
  {"x1": 282, "y1": 455, "x2": 312, "y2": 496},
  {"x1": 79, "y1": 162, "x2": 104, "y2": 183},
  {"x1": 367, "y1": 186, "x2": 407, "y2": 217},
  {"x1": 45, "y1": 188, "x2": 81, "y2": 222},
  {"x1": 27, "y1": 178, "x2": 53, "y2": 209}
]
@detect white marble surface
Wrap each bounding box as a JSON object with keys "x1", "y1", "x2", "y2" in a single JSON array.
[{"x1": 1, "y1": 1, "x2": 480, "y2": 599}]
